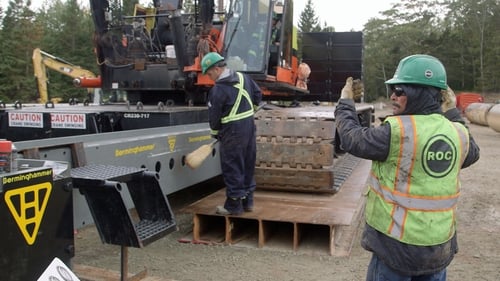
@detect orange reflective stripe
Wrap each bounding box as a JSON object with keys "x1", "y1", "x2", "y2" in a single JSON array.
[{"x1": 369, "y1": 174, "x2": 460, "y2": 210}]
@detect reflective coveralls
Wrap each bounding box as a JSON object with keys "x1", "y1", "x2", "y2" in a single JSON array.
[{"x1": 207, "y1": 69, "x2": 262, "y2": 201}]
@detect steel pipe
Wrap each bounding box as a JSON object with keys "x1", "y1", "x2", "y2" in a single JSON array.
[
  {"x1": 464, "y1": 103, "x2": 494, "y2": 126},
  {"x1": 486, "y1": 104, "x2": 500, "y2": 133}
]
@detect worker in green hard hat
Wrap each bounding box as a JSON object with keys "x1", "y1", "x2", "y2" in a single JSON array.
[
  {"x1": 201, "y1": 52, "x2": 263, "y2": 216},
  {"x1": 385, "y1": 54, "x2": 448, "y2": 115},
  {"x1": 334, "y1": 54, "x2": 480, "y2": 280},
  {"x1": 201, "y1": 52, "x2": 225, "y2": 78}
]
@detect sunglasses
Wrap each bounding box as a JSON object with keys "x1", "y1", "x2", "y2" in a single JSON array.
[{"x1": 393, "y1": 86, "x2": 405, "y2": 97}]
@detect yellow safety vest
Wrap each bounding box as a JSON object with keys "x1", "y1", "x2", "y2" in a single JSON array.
[
  {"x1": 210, "y1": 72, "x2": 255, "y2": 136},
  {"x1": 220, "y1": 72, "x2": 254, "y2": 124},
  {"x1": 365, "y1": 114, "x2": 470, "y2": 246}
]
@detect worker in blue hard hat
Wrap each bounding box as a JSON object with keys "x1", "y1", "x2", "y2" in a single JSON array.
[{"x1": 201, "y1": 52, "x2": 263, "y2": 215}]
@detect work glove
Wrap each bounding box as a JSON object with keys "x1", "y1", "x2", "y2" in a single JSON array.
[
  {"x1": 210, "y1": 130, "x2": 219, "y2": 140},
  {"x1": 340, "y1": 77, "x2": 364, "y2": 100},
  {"x1": 352, "y1": 78, "x2": 364, "y2": 101},
  {"x1": 441, "y1": 86, "x2": 457, "y2": 112}
]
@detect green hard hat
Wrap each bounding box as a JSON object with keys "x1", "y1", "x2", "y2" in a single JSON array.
[
  {"x1": 385, "y1": 54, "x2": 447, "y2": 90},
  {"x1": 201, "y1": 52, "x2": 224, "y2": 74}
]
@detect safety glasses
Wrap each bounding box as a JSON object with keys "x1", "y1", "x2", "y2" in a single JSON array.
[{"x1": 392, "y1": 86, "x2": 405, "y2": 97}]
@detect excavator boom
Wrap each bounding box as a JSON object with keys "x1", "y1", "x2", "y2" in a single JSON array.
[{"x1": 32, "y1": 48, "x2": 101, "y2": 103}]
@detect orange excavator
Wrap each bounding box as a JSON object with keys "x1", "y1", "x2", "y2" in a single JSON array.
[{"x1": 89, "y1": 0, "x2": 311, "y2": 105}]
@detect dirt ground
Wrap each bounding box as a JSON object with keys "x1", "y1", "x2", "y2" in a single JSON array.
[{"x1": 72, "y1": 101, "x2": 500, "y2": 281}]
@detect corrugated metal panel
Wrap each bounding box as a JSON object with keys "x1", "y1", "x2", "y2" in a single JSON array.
[{"x1": 301, "y1": 32, "x2": 363, "y2": 101}]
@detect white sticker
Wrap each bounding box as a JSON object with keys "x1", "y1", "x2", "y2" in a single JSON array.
[
  {"x1": 8, "y1": 112, "x2": 43, "y2": 128},
  {"x1": 37, "y1": 257, "x2": 80, "y2": 281}
]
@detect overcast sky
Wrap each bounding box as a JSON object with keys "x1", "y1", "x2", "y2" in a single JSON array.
[
  {"x1": 1, "y1": 0, "x2": 395, "y2": 32},
  {"x1": 293, "y1": 0, "x2": 395, "y2": 31}
]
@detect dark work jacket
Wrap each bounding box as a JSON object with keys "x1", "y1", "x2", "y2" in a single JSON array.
[
  {"x1": 207, "y1": 69, "x2": 262, "y2": 136},
  {"x1": 334, "y1": 98, "x2": 480, "y2": 276}
]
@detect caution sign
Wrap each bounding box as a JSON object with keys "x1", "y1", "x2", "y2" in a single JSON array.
[
  {"x1": 50, "y1": 113, "x2": 86, "y2": 129},
  {"x1": 2, "y1": 168, "x2": 53, "y2": 245},
  {"x1": 8, "y1": 112, "x2": 44, "y2": 128}
]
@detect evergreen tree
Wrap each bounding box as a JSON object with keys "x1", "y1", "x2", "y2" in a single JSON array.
[
  {"x1": 321, "y1": 21, "x2": 335, "y2": 32},
  {"x1": 296, "y1": 0, "x2": 321, "y2": 60},
  {"x1": 35, "y1": 0, "x2": 96, "y2": 102},
  {"x1": 0, "y1": 0, "x2": 41, "y2": 102},
  {"x1": 0, "y1": 6, "x2": 5, "y2": 102},
  {"x1": 1, "y1": 0, "x2": 499, "y2": 103},
  {"x1": 362, "y1": 0, "x2": 500, "y2": 100},
  {"x1": 297, "y1": 0, "x2": 319, "y2": 33}
]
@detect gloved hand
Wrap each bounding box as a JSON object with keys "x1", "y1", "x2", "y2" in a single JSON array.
[
  {"x1": 340, "y1": 77, "x2": 364, "y2": 100},
  {"x1": 441, "y1": 86, "x2": 457, "y2": 112},
  {"x1": 352, "y1": 78, "x2": 364, "y2": 101}
]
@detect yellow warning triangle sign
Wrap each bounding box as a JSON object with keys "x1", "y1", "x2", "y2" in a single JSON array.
[{"x1": 4, "y1": 182, "x2": 52, "y2": 245}]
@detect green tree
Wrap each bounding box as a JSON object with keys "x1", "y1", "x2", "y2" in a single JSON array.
[
  {"x1": 362, "y1": 0, "x2": 450, "y2": 101},
  {"x1": 297, "y1": 0, "x2": 320, "y2": 33},
  {"x1": 32, "y1": 0, "x2": 95, "y2": 102},
  {"x1": 0, "y1": 6, "x2": 5, "y2": 102},
  {"x1": 321, "y1": 21, "x2": 335, "y2": 32},
  {"x1": 1, "y1": 0, "x2": 499, "y2": 103},
  {"x1": 0, "y1": 0, "x2": 42, "y2": 102},
  {"x1": 362, "y1": 0, "x2": 499, "y2": 100},
  {"x1": 446, "y1": 0, "x2": 500, "y2": 93},
  {"x1": 296, "y1": 0, "x2": 321, "y2": 60}
]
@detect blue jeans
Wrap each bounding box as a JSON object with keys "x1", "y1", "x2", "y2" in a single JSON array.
[{"x1": 366, "y1": 254, "x2": 447, "y2": 281}]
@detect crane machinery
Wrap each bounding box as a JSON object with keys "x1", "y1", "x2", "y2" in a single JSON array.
[
  {"x1": 90, "y1": 0, "x2": 315, "y2": 105},
  {"x1": 32, "y1": 48, "x2": 102, "y2": 104},
  {"x1": 0, "y1": 1, "x2": 373, "y2": 279}
]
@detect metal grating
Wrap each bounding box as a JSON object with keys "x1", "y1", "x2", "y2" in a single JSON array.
[
  {"x1": 135, "y1": 219, "x2": 175, "y2": 241},
  {"x1": 71, "y1": 164, "x2": 143, "y2": 180},
  {"x1": 333, "y1": 154, "x2": 361, "y2": 190}
]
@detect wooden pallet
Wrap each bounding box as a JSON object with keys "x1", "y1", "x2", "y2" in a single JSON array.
[{"x1": 182, "y1": 157, "x2": 371, "y2": 256}]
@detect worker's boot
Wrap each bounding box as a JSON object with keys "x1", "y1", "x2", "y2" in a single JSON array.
[
  {"x1": 242, "y1": 192, "x2": 254, "y2": 212},
  {"x1": 216, "y1": 197, "x2": 243, "y2": 215}
]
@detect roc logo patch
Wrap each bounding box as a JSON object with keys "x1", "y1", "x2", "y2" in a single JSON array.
[{"x1": 421, "y1": 134, "x2": 457, "y2": 178}]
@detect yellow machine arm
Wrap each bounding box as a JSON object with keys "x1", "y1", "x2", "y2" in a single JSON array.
[{"x1": 32, "y1": 48, "x2": 98, "y2": 103}]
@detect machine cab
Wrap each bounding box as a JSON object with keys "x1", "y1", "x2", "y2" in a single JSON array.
[{"x1": 221, "y1": 0, "x2": 295, "y2": 79}]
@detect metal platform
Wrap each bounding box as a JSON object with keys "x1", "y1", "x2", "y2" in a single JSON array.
[{"x1": 182, "y1": 155, "x2": 371, "y2": 256}]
